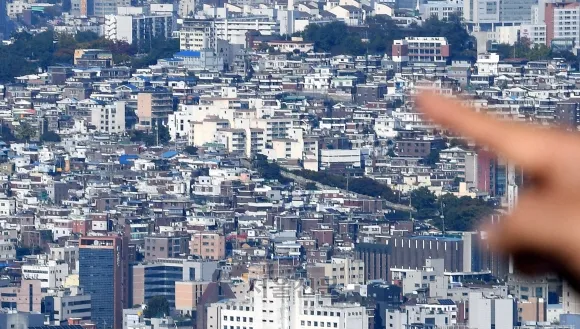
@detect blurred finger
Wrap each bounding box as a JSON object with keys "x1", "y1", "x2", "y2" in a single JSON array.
[{"x1": 416, "y1": 92, "x2": 578, "y2": 175}]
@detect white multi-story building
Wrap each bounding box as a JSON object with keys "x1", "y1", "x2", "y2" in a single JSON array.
[
  {"x1": 304, "y1": 67, "x2": 334, "y2": 91},
  {"x1": 168, "y1": 110, "x2": 194, "y2": 141},
  {"x1": 7, "y1": 1, "x2": 27, "y2": 18},
  {"x1": 91, "y1": 0, "x2": 130, "y2": 17},
  {"x1": 22, "y1": 259, "x2": 70, "y2": 289},
  {"x1": 180, "y1": 19, "x2": 216, "y2": 51},
  {"x1": 320, "y1": 149, "x2": 362, "y2": 170},
  {"x1": 386, "y1": 301, "x2": 457, "y2": 329},
  {"x1": 311, "y1": 258, "x2": 365, "y2": 287},
  {"x1": 464, "y1": 0, "x2": 536, "y2": 25},
  {"x1": 546, "y1": 2, "x2": 580, "y2": 47},
  {"x1": 179, "y1": 0, "x2": 196, "y2": 17},
  {"x1": 104, "y1": 14, "x2": 174, "y2": 45},
  {"x1": 392, "y1": 37, "x2": 450, "y2": 67},
  {"x1": 180, "y1": 17, "x2": 279, "y2": 50},
  {"x1": 390, "y1": 259, "x2": 448, "y2": 297},
  {"x1": 476, "y1": 53, "x2": 500, "y2": 76},
  {"x1": 90, "y1": 101, "x2": 126, "y2": 134},
  {"x1": 214, "y1": 17, "x2": 279, "y2": 45},
  {"x1": 45, "y1": 286, "x2": 91, "y2": 325},
  {"x1": 173, "y1": 97, "x2": 287, "y2": 156},
  {"x1": 374, "y1": 116, "x2": 402, "y2": 139},
  {"x1": 519, "y1": 24, "x2": 547, "y2": 45},
  {"x1": 419, "y1": 0, "x2": 463, "y2": 21},
  {"x1": 328, "y1": 5, "x2": 364, "y2": 26},
  {"x1": 206, "y1": 279, "x2": 368, "y2": 329},
  {"x1": 50, "y1": 244, "x2": 79, "y2": 272},
  {"x1": 0, "y1": 230, "x2": 16, "y2": 260},
  {"x1": 216, "y1": 129, "x2": 247, "y2": 155},
  {"x1": 468, "y1": 292, "x2": 516, "y2": 329},
  {"x1": 0, "y1": 198, "x2": 15, "y2": 216}
]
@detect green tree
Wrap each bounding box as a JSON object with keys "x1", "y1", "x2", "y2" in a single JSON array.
[
  {"x1": 156, "y1": 124, "x2": 171, "y2": 145},
  {"x1": 183, "y1": 146, "x2": 198, "y2": 155},
  {"x1": 143, "y1": 296, "x2": 170, "y2": 318},
  {"x1": 302, "y1": 14, "x2": 475, "y2": 60},
  {"x1": 62, "y1": 0, "x2": 72, "y2": 12},
  {"x1": 432, "y1": 194, "x2": 495, "y2": 231},
  {"x1": 305, "y1": 182, "x2": 318, "y2": 190},
  {"x1": 448, "y1": 138, "x2": 468, "y2": 149},
  {"x1": 422, "y1": 149, "x2": 440, "y2": 167},
  {"x1": 75, "y1": 31, "x2": 99, "y2": 43},
  {"x1": 252, "y1": 154, "x2": 293, "y2": 184},
  {"x1": 40, "y1": 131, "x2": 62, "y2": 143},
  {"x1": 410, "y1": 187, "x2": 438, "y2": 220},
  {"x1": 15, "y1": 122, "x2": 36, "y2": 142}
]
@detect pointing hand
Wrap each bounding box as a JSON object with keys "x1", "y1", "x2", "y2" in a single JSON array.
[{"x1": 417, "y1": 92, "x2": 580, "y2": 287}]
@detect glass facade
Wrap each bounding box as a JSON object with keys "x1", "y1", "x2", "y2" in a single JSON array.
[
  {"x1": 142, "y1": 265, "x2": 196, "y2": 306},
  {"x1": 79, "y1": 248, "x2": 115, "y2": 329}
]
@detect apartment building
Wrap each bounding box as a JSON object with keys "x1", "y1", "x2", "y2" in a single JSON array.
[
  {"x1": 90, "y1": 101, "x2": 126, "y2": 134},
  {"x1": 73, "y1": 49, "x2": 113, "y2": 68},
  {"x1": 190, "y1": 117, "x2": 231, "y2": 146},
  {"x1": 310, "y1": 258, "x2": 365, "y2": 287},
  {"x1": 44, "y1": 286, "x2": 92, "y2": 325},
  {"x1": 386, "y1": 301, "x2": 457, "y2": 328},
  {"x1": 392, "y1": 37, "x2": 450, "y2": 68},
  {"x1": 104, "y1": 14, "x2": 174, "y2": 45},
  {"x1": 91, "y1": 0, "x2": 131, "y2": 17},
  {"x1": 216, "y1": 129, "x2": 247, "y2": 156},
  {"x1": 420, "y1": 0, "x2": 463, "y2": 21},
  {"x1": 214, "y1": 17, "x2": 279, "y2": 45},
  {"x1": 179, "y1": 17, "x2": 279, "y2": 51},
  {"x1": 390, "y1": 259, "x2": 447, "y2": 297},
  {"x1": 468, "y1": 292, "x2": 516, "y2": 329},
  {"x1": 464, "y1": 0, "x2": 535, "y2": 26},
  {"x1": 180, "y1": 19, "x2": 217, "y2": 51},
  {"x1": 0, "y1": 230, "x2": 16, "y2": 260},
  {"x1": 130, "y1": 258, "x2": 218, "y2": 306},
  {"x1": 21, "y1": 259, "x2": 69, "y2": 289},
  {"x1": 206, "y1": 279, "x2": 368, "y2": 329},
  {"x1": 144, "y1": 234, "x2": 190, "y2": 261},
  {"x1": 174, "y1": 281, "x2": 211, "y2": 316},
  {"x1": 545, "y1": 1, "x2": 580, "y2": 46},
  {"x1": 50, "y1": 244, "x2": 79, "y2": 272},
  {"x1": 190, "y1": 231, "x2": 226, "y2": 260},
  {"x1": 0, "y1": 279, "x2": 43, "y2": 312},
  {"x1": 320, "y1": 149, "x2": 361, "y2": 171},
  {"x1": 137, "y1": 90, "x2": 174, "y2": 129}
]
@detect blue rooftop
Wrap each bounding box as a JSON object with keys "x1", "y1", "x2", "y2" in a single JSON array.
[
  {"x1": 120, "y1": 154, "x2": 139, "y2": 165},
  {"x1": 175, "y1": 50, "x2": 201, "y2": 58},
  {"x1": 161, "y1": 150, "x2": 179, "y2": 159},
  {"x1": 410, "y1": 235, "x2": 462, "y2": 242}
]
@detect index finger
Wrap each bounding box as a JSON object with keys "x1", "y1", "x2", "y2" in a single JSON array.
[{"x1": 416, "y1": 92, "x2": 577, "y2": 175}]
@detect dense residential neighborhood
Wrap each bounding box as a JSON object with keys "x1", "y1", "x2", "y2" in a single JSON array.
[{"x1": 1, "y1": 0, "x2": 580, "y2": 329}]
